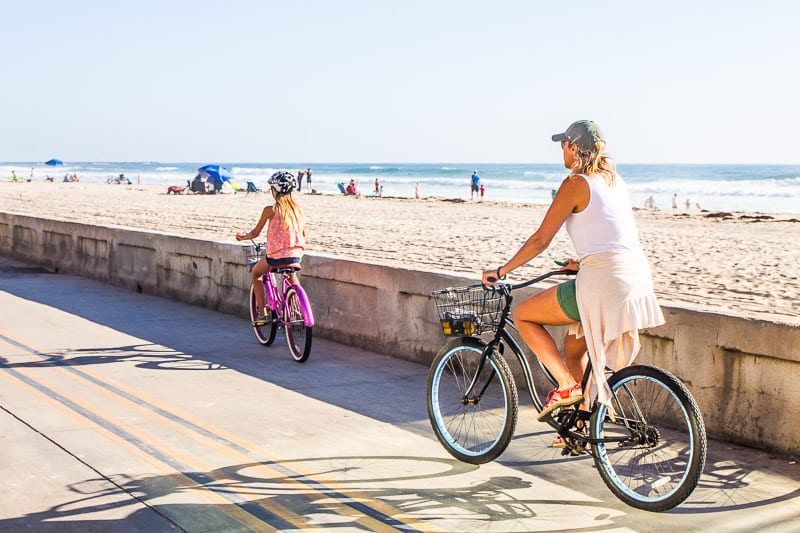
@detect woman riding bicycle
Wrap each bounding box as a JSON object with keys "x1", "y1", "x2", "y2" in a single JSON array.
[
  {"x1": 482, "y1": 120, "x2": 664, "y2": 420},
  {"x1": 236, "y1": 171, "x2": 307, "y2": 324}
]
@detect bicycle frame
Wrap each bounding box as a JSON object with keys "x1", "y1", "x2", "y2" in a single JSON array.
[
  {"x1": 259, "y1": 269, "x2": 315, "y2": 327},
  {"x1": 463, "y1": 270, "x2": 572, "y2": 412},
  {"x1": 462, "y1": 271, "x2": 655, "y2": 448}
]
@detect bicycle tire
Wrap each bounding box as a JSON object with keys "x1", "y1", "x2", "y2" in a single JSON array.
[
  {"x1": 249, "y1": 284, "x2": 277, "y2": 346},
  {"x1": 427, "y1": 336, "x2": 518, "y2": 464},
  {"x1": 590, "y1": 364, "x2": 707, "y2": 512},
  {"x1": 284, "y1": 286, "x2": 312, "y2": 362}
]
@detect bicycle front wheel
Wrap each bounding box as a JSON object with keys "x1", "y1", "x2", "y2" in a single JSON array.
[
  {"x1": 590, "y1": 365, "x2": 707, "y2": 512},
  {"x1": 427, "y1": 337, "x2": 518, "y2": 464},
  {"x1": 250, "y1": 284, "x2": 277, "y2": 346},
  {"x1": 284, "y1": 286, "x2": 312, "y2": 363}
]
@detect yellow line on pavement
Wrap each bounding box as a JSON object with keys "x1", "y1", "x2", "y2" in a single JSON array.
[
  {"x1": 81, "y1": 365, "x2": 444, "y2": 533},
  {"x1": 0, "y1": 365, "x2": 279, "y2": 532},
  {"x1": 0, "y1": 329, "x2": 433, "y2": 532}
]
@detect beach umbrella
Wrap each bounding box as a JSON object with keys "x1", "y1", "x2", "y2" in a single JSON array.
[
  {"x1": 198, "y1": 164, "x2": 233, "y2": 187},
  {"x1": 45, "y1": 158, "x2": 64, "y2": 166}
]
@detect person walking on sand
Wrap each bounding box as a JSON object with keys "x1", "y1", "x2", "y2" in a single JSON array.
[
  {"x1": 483, "y1": 120, "x2": 664, "y2": 430},
  {"x1": 470, "y1": 170, "x2": 480, "y2": 200},
  {"x1": 306, "y1": 168, "x2": 313, "y2": 193},
  {"x1": 12, "y1": 170, "x2": 18, "y2": 182},
  {"x1": 480, "y1": 183, "x2": 485, "y2": 201},
  {"x1": 235, "y1": 171, "x2": 307, "y2": 324}
]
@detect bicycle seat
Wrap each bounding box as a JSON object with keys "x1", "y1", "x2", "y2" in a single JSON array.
[{"x1": 271, "y1": 265, "x2": 301, "y2": 274}]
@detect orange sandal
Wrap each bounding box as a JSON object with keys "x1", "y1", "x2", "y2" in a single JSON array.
[{"x1": 538, "y1": 384, "x2": 583, "y2": 421}]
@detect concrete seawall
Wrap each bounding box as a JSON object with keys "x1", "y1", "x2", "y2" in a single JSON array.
[{"x1": 2, "y1": 212, "x2": 799, "y2": 456}]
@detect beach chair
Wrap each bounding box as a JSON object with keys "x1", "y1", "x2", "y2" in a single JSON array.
[{"x1": 246, "y1": 181, "x2": 261, "y2": 195}]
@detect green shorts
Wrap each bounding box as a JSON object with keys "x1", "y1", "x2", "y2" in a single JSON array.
[{"x1": 556, "y1": 279, "x2": 581, "y2": 322}]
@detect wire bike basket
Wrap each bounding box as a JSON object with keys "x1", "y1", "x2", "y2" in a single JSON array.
[
  {"x1": 431, "y1": 285, "x2": 506, "y2": 336},
  {"x1": 242, "y1": 243, "x2": 266, "y2": 271}
]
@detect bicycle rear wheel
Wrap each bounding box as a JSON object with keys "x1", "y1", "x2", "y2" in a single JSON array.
[
  {"x1": 249, "y1": 284, "x2": 277, "y2": 345},
  {"x1": 590, "y1": 365, "x2": 707, "y2": 511},
  {"x1": 427, "y1": 337, "x2": 518, "y2": 464},
  {"x1": 284, "y1": 286, "x2": 312, "y2": 362}
]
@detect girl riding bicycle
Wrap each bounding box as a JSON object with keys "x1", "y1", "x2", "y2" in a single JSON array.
[
  {"x1": 236, "y1": 171, "x2": 306, "y2": 324},
  {"x1": 483, "y1": 120, "x2": 664, "y2": 420}
]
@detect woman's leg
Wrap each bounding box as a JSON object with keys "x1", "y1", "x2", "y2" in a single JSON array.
[
  {"x1": 512, "y1": 285, "x2": 578, "y2": 390},
  {"x1": 251, "y1": 259, "x2": 269, "y2": 316},
  {"x1": 564, "y1": 333, "x2": 588, "y2": 384}
]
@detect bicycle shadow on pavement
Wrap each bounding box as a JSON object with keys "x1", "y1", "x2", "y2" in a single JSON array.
[{"x1": 0, "y1": 455, "x2": 634, "y2": 532}]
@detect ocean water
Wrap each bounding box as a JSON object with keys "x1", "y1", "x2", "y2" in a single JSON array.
[{"x1": 3, "y1": 161, "x2": 800, "y2": 214}]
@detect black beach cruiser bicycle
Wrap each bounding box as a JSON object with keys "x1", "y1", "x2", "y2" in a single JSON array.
[{"x1": 426, "y1": 269, "x2": 706, "y2": 512}]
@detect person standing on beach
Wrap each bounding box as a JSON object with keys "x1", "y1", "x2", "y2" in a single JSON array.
[
  {"x1": 672, "y1": 193, "x2": 678, "y2": 209},
  {"x1": 483, "y1": 120, "x2": 664, "y2": 424},
  {"x1": 297, "y1": 169, "x2": 304, "y2": 192},
  {"x1": 375, "y1": 177, "x2": 381, "y2": 197},
  {"x1": 415, "y1": 181, "x2": 421, "y2": 199},
  {"x1": 470, "y1": 170, "x2": 480, "y2": 200},
  {"x1": 306, "y1": 168, "x2": 313, "y2": 193},
  {"x1": 480, "y1": 183, "x2": 485, "y2": 201},
  {"x1": 12, "y1": 170, "x2": 18, "y2": 182}
]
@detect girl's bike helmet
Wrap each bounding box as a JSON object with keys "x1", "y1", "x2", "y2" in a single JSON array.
[{"x1": 268, "y1": 171, "x2": 297, "y2": 194}]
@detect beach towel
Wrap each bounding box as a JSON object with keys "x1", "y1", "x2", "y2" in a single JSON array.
[{"x1": 570, "y1": 250, "x2": 665, "y2": 407}]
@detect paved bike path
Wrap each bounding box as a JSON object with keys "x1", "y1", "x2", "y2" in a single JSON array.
[{"x1": 0, "y1": 256, "x2": 798, "y2": 532}]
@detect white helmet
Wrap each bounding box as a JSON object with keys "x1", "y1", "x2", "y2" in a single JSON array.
[{"x1": 268, "y1": 171, "x2": 297, "y2": 194}]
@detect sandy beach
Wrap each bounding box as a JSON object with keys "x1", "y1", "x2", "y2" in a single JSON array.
[{"x1": 1, "y1": 181, "x2": 798, "y2": 323}]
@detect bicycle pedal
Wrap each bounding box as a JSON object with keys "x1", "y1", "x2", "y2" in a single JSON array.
[{"x1": 560, "y1": 439, "x2": 589, "y2": 457}]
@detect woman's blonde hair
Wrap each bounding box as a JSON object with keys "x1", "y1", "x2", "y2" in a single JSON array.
[
  {"x1": 570, "y1": 140, "x2": 617, "y2": 186},
  {"x1": 273, "y1": 192, "x2": 305, "y2": 232}
]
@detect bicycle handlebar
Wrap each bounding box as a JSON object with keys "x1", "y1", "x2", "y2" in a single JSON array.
[{"x1": 484, "y1": 269, "x2": 577, "y2": 292}]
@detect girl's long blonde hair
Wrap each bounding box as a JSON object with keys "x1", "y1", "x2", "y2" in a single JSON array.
[
  {"x1": 273, "y1": 192, "x2": 305, "y2": 232},
  {"x1": 570, "y1": 140, "x2": 617, "y2": 186}
]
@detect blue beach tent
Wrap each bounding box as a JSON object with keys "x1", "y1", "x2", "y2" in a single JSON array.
[
  {"x1": 198, "y1": 164, "x2": 233, "y2": 190},
  {"x1": 45, "y1": 158, "x2": 64, "y2": 166}
]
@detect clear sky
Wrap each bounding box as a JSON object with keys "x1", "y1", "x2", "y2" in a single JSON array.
[{"x1": 3, "y1": 0, "x2": 799, "y2": 164}]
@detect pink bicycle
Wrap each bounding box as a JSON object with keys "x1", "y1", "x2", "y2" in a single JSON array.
[{"x1": 244, "y1": 242, "x2": 315, "y2": 362}]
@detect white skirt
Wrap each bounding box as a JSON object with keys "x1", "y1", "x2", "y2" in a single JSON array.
[{"x1": 569, "y1": 250, "x2": 665, "y2": 407}]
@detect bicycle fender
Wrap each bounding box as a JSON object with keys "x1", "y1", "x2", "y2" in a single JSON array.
[{"x1": 289, "y1": 285, "x2": 315, "y2": 326}]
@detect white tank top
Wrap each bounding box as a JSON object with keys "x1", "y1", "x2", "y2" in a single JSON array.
[{"x1": 565, "y1": 174, "x2": 642, "y2": 260}]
